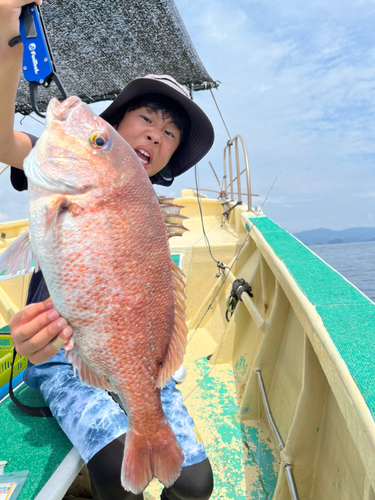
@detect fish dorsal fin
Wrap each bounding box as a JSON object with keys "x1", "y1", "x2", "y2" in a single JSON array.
[
  {"x1": 67, "y1": 348, "x2": 115, "y2": 392},
  {"x1": 0, "y1": 230, "x2": 37, "y2": 278},
  {"x1": 158, "y1": 196, "x2": 188, "y2": 239},
  {"x1": 157, "y1": 260, "x2": 188, "y2": 388}
]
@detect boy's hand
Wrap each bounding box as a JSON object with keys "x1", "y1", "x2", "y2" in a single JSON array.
[
  {"x1": 0, "y1": 0, "x2": 43, "y2": 170},
  {"x1": 9, "y1": 300, "x2": 73, "y2": 364},
  {"x1": 0, "y1": 0, "x2": 43, "y2": 45}
]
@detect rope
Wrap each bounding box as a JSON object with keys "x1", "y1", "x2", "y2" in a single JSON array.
[
  {"x1": 183, "y1": 363, "x2": 216, "y2": 402},
  {"x1": 187, "y1": 171, "x2": 281, "y2": 345},
  {"x1": 210, "y1": 89, "x2": 232, "y2": 141},
  {"x1": 21, "y1": 113, "x2": 45, "y2": 126},
  {"x1": 183, "y1": 172, "x2": 281, "y2": 401},
  {"x1": 194, "y1": 163, "x2": 226, "y2": 271}
]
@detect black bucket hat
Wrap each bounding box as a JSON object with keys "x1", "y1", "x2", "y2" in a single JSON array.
[{"x1": 100, "y1": 74, "x2": 214, "y2": 186}]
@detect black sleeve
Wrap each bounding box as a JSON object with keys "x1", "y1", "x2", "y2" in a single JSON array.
[{"x1": 10, "y1": 133, "x2": 38, "y2": 192}]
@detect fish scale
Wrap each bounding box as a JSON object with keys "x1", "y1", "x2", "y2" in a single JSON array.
[{"x1": 0, "y1": 96, "x2": 189, "y2": 494}]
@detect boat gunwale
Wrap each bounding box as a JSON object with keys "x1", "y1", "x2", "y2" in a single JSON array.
[{"x1": 243, "y1": 212, "x2": 375, "y2": 491}]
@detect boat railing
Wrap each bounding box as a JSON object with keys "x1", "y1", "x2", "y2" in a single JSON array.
[{"x1": 223, "y1": 135, "x2": 252, "y2": 210}]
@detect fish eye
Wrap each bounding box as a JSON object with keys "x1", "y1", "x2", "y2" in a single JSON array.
[{"x1": 89, "y1": 132, "x2": 106, "y2": 149}]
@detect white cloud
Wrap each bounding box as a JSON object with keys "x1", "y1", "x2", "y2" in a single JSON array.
[{"x1": 173, "y1": 0, "x2": 375, "y2": 230}]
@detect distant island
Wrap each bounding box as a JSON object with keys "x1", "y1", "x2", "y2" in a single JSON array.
[{"x1": 293, "y1": 227, "x2": 375, "y2": 246}]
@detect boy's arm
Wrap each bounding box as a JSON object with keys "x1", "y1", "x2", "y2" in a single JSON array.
[
  {"x1": 0, "y1": 0, "x2": 42, "y2": 170},
  {"x1": 0, "y1": 1, "x2": 73, "y2": 362}
]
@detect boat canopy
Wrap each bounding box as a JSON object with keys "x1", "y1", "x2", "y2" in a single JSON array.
[{"x1": 14, "y1": 0, "x2": 215, "y2": 115}]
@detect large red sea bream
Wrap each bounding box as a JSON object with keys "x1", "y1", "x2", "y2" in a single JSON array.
[{"x1": 0, "y1": 97, "x2": 189, "y2": 493}]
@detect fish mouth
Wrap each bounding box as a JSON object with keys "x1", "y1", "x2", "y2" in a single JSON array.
[{"x1": 50, "y1": 96, "x2": 81, "y2": 121}]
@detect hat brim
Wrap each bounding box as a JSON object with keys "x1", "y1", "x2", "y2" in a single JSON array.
[{"x1": 100, "y1": 77, "x2": 214, "y2": 179}]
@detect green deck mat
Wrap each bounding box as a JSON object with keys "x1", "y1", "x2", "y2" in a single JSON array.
[
  {"x1": 186, "y1": 357, "x2": 278, "y2": 499},
  {"x1": 249, "y1": 216, "x2": 375, "y2": 417},
  {"x1": 171, "y1": 253, "x2": 182, "y2": 268},
  {"x1": 0, "y1": 385, "x2": 73, "y2": 500}
]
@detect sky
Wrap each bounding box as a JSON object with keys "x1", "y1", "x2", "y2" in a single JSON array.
[{"x1": 1, "y1": 0, "x2": 375, "y2": 232}]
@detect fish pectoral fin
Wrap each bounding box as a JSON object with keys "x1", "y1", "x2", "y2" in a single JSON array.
[
  {"x1": 0, "y1": 230, "x2": 36, "y2": 277},
  {"x1": 44, "y1": 197, "x2": 84, "y2": 242},
  {"x1": 157, "y1": 260, "x2": 188, "y2": 388},
  {"x1": 67, "y1": 348, "x2": 115, "y2": 392}
]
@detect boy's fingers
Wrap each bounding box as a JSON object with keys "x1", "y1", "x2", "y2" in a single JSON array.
[
  {"x1": 49, "y1": 325, "x2": 73, "y2": 352},
  {"x1": 13, "y1": 306, "x2": 60, "y2": 343},
  {"x1": 50, "y1": 335, "x2": 68, "y2": 351},
  {"x1": 10, "y1": 300, "x2": 53, "y2": 331},
  {"x1": 29, "y1": 326, "x2": 73, "y2": 364},
  {"x1": 23, "y1": 317, "x2": 71, "y2": 350}
]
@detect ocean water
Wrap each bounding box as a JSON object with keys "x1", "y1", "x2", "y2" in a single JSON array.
[{"x1": 308, "y1": 241, "x2": 375, "y2": 303}]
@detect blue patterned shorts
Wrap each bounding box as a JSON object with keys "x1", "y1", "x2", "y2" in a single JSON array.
[{"x1": 24, "y1": 350, "x2": 207, "y2": 466}]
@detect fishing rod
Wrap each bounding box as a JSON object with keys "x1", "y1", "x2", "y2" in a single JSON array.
[{"x1": 0, "y1": 165, "x2": 10, "y2": 177}]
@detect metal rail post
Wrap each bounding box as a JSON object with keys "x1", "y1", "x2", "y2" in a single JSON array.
[
  {"x1": 223, "y1": 135, "x2": 252, "y2": 209},
  {"x1": 256, "y1": 369, "x2": 300, "y2": 500}
]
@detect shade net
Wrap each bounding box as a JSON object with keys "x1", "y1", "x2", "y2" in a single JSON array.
[{"x1": 15, "y1": 0, "x2": 214, "y2": 115}]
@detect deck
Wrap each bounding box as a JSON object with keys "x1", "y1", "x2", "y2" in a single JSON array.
[{"x1": 1, "y1": 191, "x2": 375, "y2": 498}]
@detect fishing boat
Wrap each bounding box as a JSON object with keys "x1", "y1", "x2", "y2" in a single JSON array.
[{"x1": 1, "y1": 1, "x2": 375, "y2": 499}]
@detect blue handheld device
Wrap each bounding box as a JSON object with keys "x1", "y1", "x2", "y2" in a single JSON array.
[
  {"x1": 9, "y1": 3, "x2": 67, "y2": 117},
  {"x1": 19, "y1": 4, "x2": 54, "y2": 84}
]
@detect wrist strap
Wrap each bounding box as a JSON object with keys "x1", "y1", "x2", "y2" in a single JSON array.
[{"x1": 9, "y1": 348, "x2": 53, "y2": 418}]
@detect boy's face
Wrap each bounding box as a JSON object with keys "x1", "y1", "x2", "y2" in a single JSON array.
[{"x1": 116, "y1": 106, "x2": 181, "y2": 178}]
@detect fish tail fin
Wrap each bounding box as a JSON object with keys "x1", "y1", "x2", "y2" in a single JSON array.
[{"x1": 121, "y1": 421, "x2": 184, "y2": 494}]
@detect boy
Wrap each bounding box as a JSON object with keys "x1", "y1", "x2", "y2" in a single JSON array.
[{"x1": 0, "y1": 1, "x2": 215, "y2": 499}]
